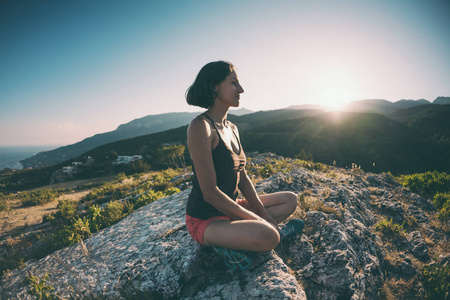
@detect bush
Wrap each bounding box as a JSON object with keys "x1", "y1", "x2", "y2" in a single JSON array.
[
  {"x1": 43, "y1": 200, "x2": 78, "y2": 226},
  {"x1": 423, "y1": 264, "x2": 450, "y2": 300},
  {"x1": 398, "y1": 172, "x2": 450, "y2": 226},
  {"x1": 25, "y1": 272, "x2": 58, "y2": 300},
  {"x1": 398, "y1": 171, "x2": 450, "y2": 199},
  {"x1": 18, "y1": 189, "x2": 60, "y2": 207},
  {"x1": 58, "y1": 217, "x2": 91, "y2": 246},
  {"x1": 433, "y1": 192, "x2": 450, "y2": 210},
  {"x1": 375, "y1": 218, "x2": 405, "y2": 240},
  {"x1": 57, "y1": 200, "x2": 77, "y2": 219},
  {"x1": 100, "y1": 200, "x2": 132, "y2": 228},
  {"x1": 0, "y1": 196, "x2": 8, "y2": 212}
]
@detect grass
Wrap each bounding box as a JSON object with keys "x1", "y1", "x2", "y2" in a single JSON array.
[
  {"x1": 297, "y1": 191, "x2": 344, "y2": 221},
  {"x1": 17, "y1": 189, "x2": 61, "y2": 207},
  {"x1": 375, "y1": 218, "x2": 405, "y2": 241}
]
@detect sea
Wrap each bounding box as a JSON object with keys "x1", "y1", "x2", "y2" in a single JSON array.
[{"x1": 0, "y1": 146, "x2": 59, "y2": 170}]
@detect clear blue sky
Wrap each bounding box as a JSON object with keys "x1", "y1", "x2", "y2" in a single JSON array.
[{"x1": 1, "y1": 0, "x2": 449, "y2": 146}]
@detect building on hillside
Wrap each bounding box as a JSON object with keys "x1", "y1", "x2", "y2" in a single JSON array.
[
  {"x1": 114, "y1": 155, "x2": 143, "y2": 165},
  {"x1": 62, "y1": 166, "x2": 75, "y2": 175}
]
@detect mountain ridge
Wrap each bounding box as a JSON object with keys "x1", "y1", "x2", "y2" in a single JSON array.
[{"x1": 18, "y1": 98, "x2": 449, "y2": 171}]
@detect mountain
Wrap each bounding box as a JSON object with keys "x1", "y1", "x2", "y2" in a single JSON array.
[
  {"x1": 228, "y1": 107, "x2": 254, "y2": 116},
  {"x1": 286, "y1": 104, "x2": 326, "y2": 110},
  {"x1": 388, "y1": 104, "x2": 450, "y2": 145},
  {"x1": 2, "y1": 158, "x2": 448, "y2": 299},
  {"x1": 19, "y1": 110, "x2": 253, "y2": 169},
  {"x1": 393, "y1": 98, "x2": 431, "y2": 109},
  {"x1": 19, "y1": 112, "x2": 199, "y2": 168},
  {"x1": 434, "y1": 96, "x2": 450, "y2": 104},
  {"x1": 16, "y1": 98, "x2": 450, "y2": 171},
  {"x1": 341, "y1": 99, "x2": 395, "y2": 114},
  {"x1": 340, "y1": 98, "x2": 432, "y2": 114},
  {"x1": 240, "y1": 111, "x2": 449, "y2": 174}
]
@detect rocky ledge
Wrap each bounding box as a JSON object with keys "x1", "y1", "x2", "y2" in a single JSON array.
[{"x1": 1, "y1": 162, "x2": 449, "y2": 299}]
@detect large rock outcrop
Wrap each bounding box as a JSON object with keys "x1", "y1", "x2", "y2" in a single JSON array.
[{"x1": 1, "y1": 162, "x2": 448, "y2": 299}]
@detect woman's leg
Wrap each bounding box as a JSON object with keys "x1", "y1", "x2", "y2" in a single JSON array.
[
  {"x1": 203, "y1": 191, "x2": 298, "y2": 252},
  {"x1": 259, "y1": 191, "x2": 298, "y2": 223},
  {"x1": 203, "y1": 219, "x2": 280, "y2": 252}
]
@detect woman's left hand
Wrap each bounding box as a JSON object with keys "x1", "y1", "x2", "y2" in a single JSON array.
[{"x1": 259, "y1": 209, "x2": 280, "y2": 233}]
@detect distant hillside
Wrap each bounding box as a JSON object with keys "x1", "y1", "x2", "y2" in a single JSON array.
[
  {"x1": 19, "y1": 98, "x2": 447, "y2": 169},
  {"x1": 388, "y1": 104, "x2": 450, "y2": 145},
  {"x1": 19, "y1": 112, "x2": 199, "y2": 169},
  {"x1": 241, "y1": 111, "x2": 449, "y2": 174},
  {"x1": 434, "y1": 96, "x2": 450, "y2": 104},
  {"x1": 340, "y1": 98, "x2": 432, "y2": 114},
  {"x1": 20, "y1": 109, "x2": 253, "y2": 169}
]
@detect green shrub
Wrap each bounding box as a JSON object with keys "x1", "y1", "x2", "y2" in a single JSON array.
[
  {"x1": 423, "y1": 264, "x2": 450, "y2": 300},
  {"x1": 433, "y1": 192, "x2": 450, "y2": 210},
  {"x1": 438, "y1": 200, "x2": 450, "y2": 225},
  {"x1": 398, "y1": 171, "x2": 450, "y2": 199},
  {"x1": 58, "y1": 217, "x2": 91, "y2": 246},
  {"x1": 56, "y1": 199, "x2": 77, "y2": 220},
  {"x1": 0, "y1": 197, "x2": 8, "y2": 211},
  {"x1": 18, "y1": 189, "x2": 60, "y2": 207},
  {"x1": 399, "y1": 172, "x2": 450, "y2": 226},
  {"x1": 25, "y1": 272, "x2": 58, "y2": 300},
  {"x1": 100, "y1": 200, "x2": 132, "y2": 228},
  {"x1": 375, "y1": 218, "x2": 405, "y2": 240}
]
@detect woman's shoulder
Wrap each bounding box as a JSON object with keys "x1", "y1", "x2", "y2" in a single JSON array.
[
  {"x1": 188, "y1": 114, "x2": 211, "y2": 135},
  {"x1": 189, "y1": 113, "x2": 208, "y2": 127}
]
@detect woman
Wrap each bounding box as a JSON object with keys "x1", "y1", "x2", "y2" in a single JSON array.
[{"x1": 185, "y1": 61, "x2": 304, "y2": 270}]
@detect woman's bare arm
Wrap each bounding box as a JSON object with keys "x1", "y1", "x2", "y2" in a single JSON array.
[{"x1": 238, "y1": 168, "x2": 280, "y2": 231}]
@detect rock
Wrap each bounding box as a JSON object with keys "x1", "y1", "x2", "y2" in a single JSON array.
[
  {"x1": 0, "y1": 189, "x2": 305, "y2": 299},
  {"x1": 1, "y1": 156, "x2": 448, "y2": 299},
  {"x1": 406, "y1": 231, "x2": 429, "y2": 261}
]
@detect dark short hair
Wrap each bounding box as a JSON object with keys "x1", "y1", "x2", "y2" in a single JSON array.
[{"x1": 186, "y1": 61, "x2": 235, "y2": 108}]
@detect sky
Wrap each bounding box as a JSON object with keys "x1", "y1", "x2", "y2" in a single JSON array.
[{"x1": 1, "y1": 0, "x2": 449, "y2": 147}]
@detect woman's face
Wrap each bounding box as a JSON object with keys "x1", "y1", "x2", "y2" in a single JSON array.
[{"x1": 215, "y1": 70, "x2": 244, "y2": 108}]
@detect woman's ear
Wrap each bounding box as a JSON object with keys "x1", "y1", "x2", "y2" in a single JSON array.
[{"x1": 213, "y1": 85, "x2": 220, "y2": 99}]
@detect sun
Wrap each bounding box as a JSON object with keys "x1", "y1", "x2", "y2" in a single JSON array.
[{"x1": 313, "y1": 67, "x2": 359, "y2": 111}]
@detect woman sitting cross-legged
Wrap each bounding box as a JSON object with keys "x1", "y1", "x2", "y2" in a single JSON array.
[{"x1": 185, "y1": 61, "x2": 304, "y2": 270}]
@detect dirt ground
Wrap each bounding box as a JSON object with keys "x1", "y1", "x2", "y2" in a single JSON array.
[{"x1": 0, "y1": 176, "x2": 116, "y2": 240}]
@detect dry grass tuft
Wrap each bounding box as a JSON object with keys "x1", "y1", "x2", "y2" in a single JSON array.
[{"x1": 298, "y1": 192, "x2": 344, "y2": 221}]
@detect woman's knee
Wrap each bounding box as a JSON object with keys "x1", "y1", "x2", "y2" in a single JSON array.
[
  {"x1": 285, "y1": 192, "x2": 298, "y2": 213},
  {"x1": 252, "y1": 225, "x2": 280, "y2": 251}
]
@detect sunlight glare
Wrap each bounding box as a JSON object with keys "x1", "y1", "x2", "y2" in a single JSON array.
[{"x1": 314, "y1": 67, "x2": 358, "y2": 111}]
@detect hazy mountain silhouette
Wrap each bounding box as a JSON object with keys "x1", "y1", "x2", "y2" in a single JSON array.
[
  {"x1": 433, "y1": 96, "x2": 450, "y2": 104},
  {"x1": 19, "y1": 110, "x2": 250, "y2": 168},
  {"x1": 19, "y1": 99, "x2": 448, "y2": 169},
  {"x1": 339, "y1": 98, "x2": 432, "y2": 114}
]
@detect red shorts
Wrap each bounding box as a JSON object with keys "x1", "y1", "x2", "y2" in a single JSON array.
[{"x1": 185, "y1": 198, "x2": 252, "y2": 245}]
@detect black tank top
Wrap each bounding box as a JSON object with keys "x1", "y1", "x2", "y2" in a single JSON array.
[{"x1": 186, "y1": 114, "x2": 246, "y2": 219}]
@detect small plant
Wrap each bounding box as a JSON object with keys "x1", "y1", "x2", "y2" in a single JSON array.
[
  {"x1": 398, "y1": 171, "x2": 450, "y2": 199},
  {"x1": 423, "y1": 264, "x2": 450, "y2": 300},
  {"x1": 298, "y1": 193, "x2": 344, "y2": 221},
  {"x1": 375, "y1": 218, "x2": 405, "y2": 240},
  {"x1": 18, "y1": 189, "x2": 60, "y2": 207},
  {"x1": 398, "y1": 172, "x2": 450, "y2": 227},
  {"x1": 25, "y1": 272, "x2": 58, "y2": 300},
  {"x1": 0, "y1": 195, "x2": 9, "y2": 211}
]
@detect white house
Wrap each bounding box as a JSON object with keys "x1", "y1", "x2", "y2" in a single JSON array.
[{"x1": 115, "y1": 155, "x2": 143, "y2": 165}]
